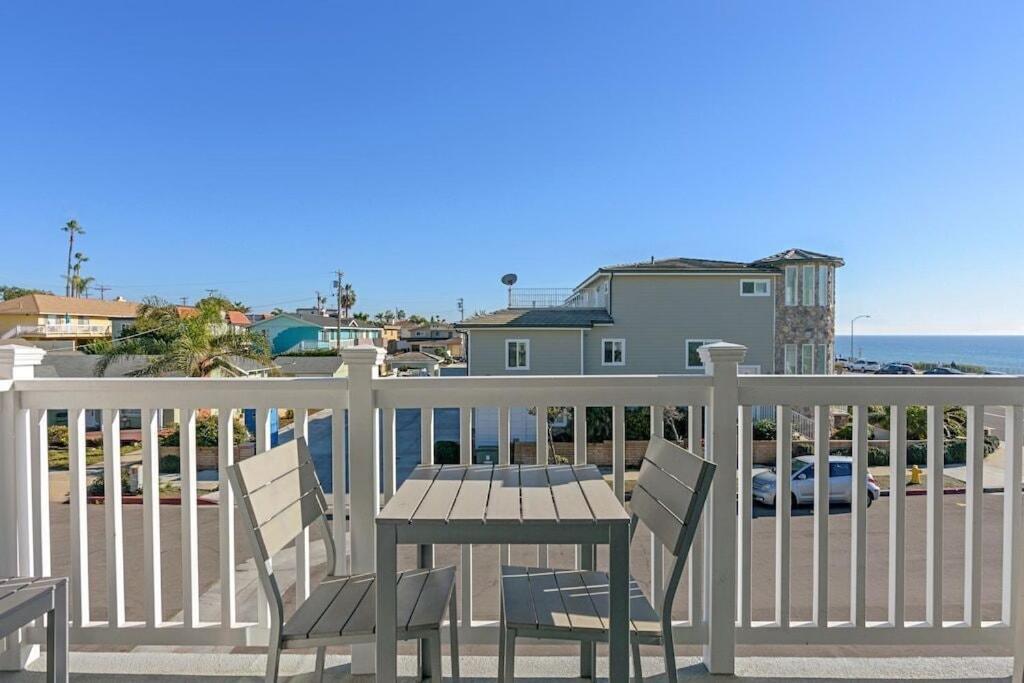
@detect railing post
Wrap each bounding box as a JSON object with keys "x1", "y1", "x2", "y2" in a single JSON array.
[
  {"x1": 699, "y1": 342, "x2": 745, "y2": 675},
  {"x1": 341, "y1": 345, "x2": 385, "y2": 674},
  {"x1": 0, "y1": 344, "x2": 45, "y2": 671}
]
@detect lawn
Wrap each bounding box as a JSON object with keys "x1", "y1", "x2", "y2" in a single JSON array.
[{"x1": 48, "y1": 444, "x2": 141, "y2": 470}]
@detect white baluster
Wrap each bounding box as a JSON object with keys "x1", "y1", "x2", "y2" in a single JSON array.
[
  {"x1": 888, "y1": 404, "x2": 906, "y2": 628},
  {"x1": 459, "y1": 406, "x2": 473, "y2": 626},
  {"x1": 103, "y1": 408, "x2": 125, "y2": 627},
  {"x1": 851, "y1": 405, "x2": 868, "y2": 627},
  {"x1": 216, "y1": 408, "x2": 234, "y2": 627},
  {"x1": 68, "y1": 408, "x2": 90, "y2": 625},
  {"x1": 964, "y1": 405, "x2": 983, "y2": 628},
  {"x1": 294, "y1": 408, "x2": 310, "y2": 603},
  {"x1": 142, "y1": 408, "x2": 163, "y2": 627},
  {"x1": 180, "y1": 408, "x2": 198, "y2": 628},
  {"x1": 775, "y1": 405, "x2": 792, "y2": 628},
  {"x1": 925, "y1": 405, "x2": 943, "y2": 628},
  {"x1": 738, "y1": 405, "x2": 753, "y2": 628},
  {"x1": 813, "y1": 405, "x2": 829, "y2": 627}
]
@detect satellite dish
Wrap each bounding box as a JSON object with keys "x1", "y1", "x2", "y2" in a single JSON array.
[{"x1": 501, "y1": 273, "x2": 518, "y2": 287}]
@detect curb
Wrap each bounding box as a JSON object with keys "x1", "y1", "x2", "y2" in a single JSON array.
[
  {"x1": 879, "y1": 486, "x2": 1004, "y2": 497},
  {"x1": 79, "y1": 495, "x2": 218, "y2": 506}
]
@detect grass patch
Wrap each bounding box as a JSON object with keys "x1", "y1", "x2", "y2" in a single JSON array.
[{"x1": 48, "y1": 444, "x2": 141, "y2": 470}]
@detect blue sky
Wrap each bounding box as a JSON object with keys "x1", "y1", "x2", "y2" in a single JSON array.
[{"x1": 1, "y1": 2, "x2": 1021, "y2": 333}]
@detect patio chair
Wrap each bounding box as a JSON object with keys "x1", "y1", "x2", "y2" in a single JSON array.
[
  {"x1": 228, "y1": 436, "x2": 459, "y2": 682},
  {"x1": 0, "y1": 576, "x2": 68, "y2": 683},
  {"x1": 497, "y1": 436, "x2": 715, "y2": 683}
]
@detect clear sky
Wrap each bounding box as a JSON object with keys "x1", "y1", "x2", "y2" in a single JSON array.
[{"x1": 2, "y1": 2, "x2": 1021, "y2": 333}]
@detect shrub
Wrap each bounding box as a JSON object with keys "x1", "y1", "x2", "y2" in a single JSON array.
[
  {"x1": 159, "y1": 413, "x2": 251, "y2": 447},
  {"x1": 863, "y1": 434, "x2": 999, "y2": 467},
  {"x1": 434, "y1": 440, "x2": 459, "y2": 464},
  {"x1": 752, "y1": 419, "x2": 776, "y2": 441},
  {"x1": 87, "y1": 470, "x2": 134, "y2": 496},
  {"x1": 159, "y1": 454, "x2": 180, "y2": 474},
  {"x1": 48, "y1": 425, "x2": 69, "y2": 448},
  {"x1": 831, "y1": 423, "x2": 875, "y2": 440}
]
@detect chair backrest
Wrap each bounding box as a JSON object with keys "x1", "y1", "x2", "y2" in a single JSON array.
[
  {"x1": 228, "y1": 436, "x2": 331, "y2": 567},
  {"x1": 631, "y1": 436, "x2": 716, "y2": 615}
]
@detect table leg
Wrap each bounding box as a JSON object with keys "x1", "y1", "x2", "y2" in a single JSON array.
[
  {"x1": 579, "y1": 543, "x2": 595, "y2": 679},
  {"x1": 418, "y1": 543, "x2": 434, "y2": 680},
  {"x1": 53, "y1": 579, "x2": 68, "y2": 683},
  {"x1": 608, "y1": 524, "x2": 630, "y2": 683},
  {"x1": 376, "y1": 525, "x2": 398, "y2": 683}
]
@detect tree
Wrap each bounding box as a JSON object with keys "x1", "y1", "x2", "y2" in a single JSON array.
[
  {"x1": 92, "y1": 297, "x2": 271, "y2": 377},
  {"x1": 872, "y1": 405, "x2": 968, "y2": 440},
  {"x1": 408, "y1": 314, "x2": 428, "y2": 326},
  {"x1": 1, "y1": 285, "x2": 53, "y2": 301},
  {"x1": 338, "y1": 284, "x2": 356, "y2": 317},
  {"x1": 61, "y1": 220, "x2": 85, "y2": 297},
  {"x1": 232, "y1": 300, "x2": 250, "y2": 313},
  {"x1": 67, "y1": 252, "x2": 90, "y2": 297},
  {"x1": 353, "y1": 312, "x2": 370, "y2": 323},
  {"x1": 394, "y1": 309, "x2": 406, "y2": 320}
]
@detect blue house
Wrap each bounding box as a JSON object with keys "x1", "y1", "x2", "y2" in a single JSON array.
[{"x1": 249, "y1": 312, "x2": 383, "y2": 354}]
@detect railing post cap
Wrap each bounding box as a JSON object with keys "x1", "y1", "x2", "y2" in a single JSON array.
[
  {"x1": 340, "y1": 346, "x2": 386, "y2": 366},
  {"x1": 0, "y1": 344, "x2": 46, "y2": 379},
  {"x1": 698, "y1": 341, "x2": 747, "y2": 365}
]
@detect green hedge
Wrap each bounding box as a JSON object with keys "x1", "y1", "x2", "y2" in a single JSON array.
[
  {"x1": 160, "y1": 413, "x2": 250, "y2": 447},
  {"x1": 831, "y1": 435, "x2": 1000, "y2": 467}
]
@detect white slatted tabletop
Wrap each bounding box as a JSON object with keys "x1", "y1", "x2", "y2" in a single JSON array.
[{"x1": 376, "y1": 464, "x2": 631, "y2": 682}]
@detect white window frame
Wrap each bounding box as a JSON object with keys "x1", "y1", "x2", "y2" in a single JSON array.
[
  {"x1": 801, "y1": 343, "x2": 814, "y2": 374},
  {"x1": 784, "y1": 266, "x2": 797, "y2": 306},
  {"x1": 505, "y1": 338, "x2": 530, "y2": 370},
  {"x1": 685, "y1": 338, "x2": 720, "y2": 370},
  {"x1": 817, "y1": 343, "x2": 830, "y2": 374},
  {"x1": 817, "y1": 266, "x2": 829, "y2": 307},
  {"x1": 784, "y1": 344, "x2": 798, "y2": 375},
  {"x1": 801, "y1": 264, "x2": 815, "y2": 305},
  {"x1": 601, "y1": 338, "x2": 626, "y2": 366},
  {"x1": 740, "y1": 279, "x2": 771, "y2": 297}
]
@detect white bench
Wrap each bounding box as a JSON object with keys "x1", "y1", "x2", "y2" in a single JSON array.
[{"x1": 0, "y1": 576, "x2": 68, "y2": 683}]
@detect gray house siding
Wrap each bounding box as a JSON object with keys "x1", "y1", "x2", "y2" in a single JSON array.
[
  {"x1": 582, "y1": 274, "x2": 776, "y2": 374},
  {"x1": 468, "y1": 328, "x2": 582, "y2": 376}
]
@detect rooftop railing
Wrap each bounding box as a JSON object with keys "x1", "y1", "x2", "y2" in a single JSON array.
[{"x1": 507, "y1": 287, "x2": 607, "y2": 309}]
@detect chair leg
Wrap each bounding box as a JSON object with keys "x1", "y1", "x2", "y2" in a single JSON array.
[
  {"x1": 428, "y1": 633, "x2": 443, "y2": 682},
  {"x1": 501, "y1": 628, "x2": 516, "y2": 681},
  {"x1": 264, "y1": 642, "x2": 281, "y2": 683},
  {"x1": 448, "y1": 589, "x2": 460, "y2": 682},
  {"x1": 631, "y1": 638, "x2": 642, "y2": 682},
  {"x1": 662, "y1": 629, "x2": 677, "y2": 683},
  {"x1": 51, "y1": 580, "x2": 68, "y2": 683},
  {"x1": 314, "y1": 646, "x2": 326, "y2": 682},
  {"x1": 497, "y1": 606, "x2": 507, "y2": 682}
]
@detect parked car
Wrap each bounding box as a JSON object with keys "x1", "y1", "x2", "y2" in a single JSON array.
[
  {"x1": 751, "y1": 455, "x2": 881, "y2": 507},
  {"x1": 924, "y1": 366, "x2": 964, "y2": 375},
  {"x1": 861, "y1": 361, "x2": 881, "y2": 373},
  {"x1": 876, "y1": 363, "x2": 916, "y2": 375},
  {"x1": 848, "y1": 359, "x2": 868, "y2": 372}
]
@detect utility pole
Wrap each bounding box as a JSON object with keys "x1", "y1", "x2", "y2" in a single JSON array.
[
  {"x1": 96, "y1": 284, "x2": 111, "y2": 300},
  {"x1": 333, "y1": 270, "x2": 344, "y2": 356},
  {"x1": 180, "y1": 296, "x2": 189, "y2": 306},
  {"x1": 457, "y1": 297, "x2": 464, "y2": 322}
]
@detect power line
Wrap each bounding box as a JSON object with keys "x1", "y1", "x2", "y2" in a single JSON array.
[{"x1": 95, "y1": 284, "x2": 111, "y2": 300}]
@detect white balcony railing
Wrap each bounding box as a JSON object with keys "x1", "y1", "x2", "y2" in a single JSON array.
[
  {"x1": 507, "y1": 287, "x2": 607, "y2": 309},
  {"x1": 0, "y1": 323, "x2": 111, "y2": 340},
  {"x1": 0, "y1": 342, "x2": 1022, "y2": 678},
  {"x1": 296, "y1": 338, "x2": 357, "y2": 351}
]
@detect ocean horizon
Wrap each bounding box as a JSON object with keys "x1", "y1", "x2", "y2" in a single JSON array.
[{"x1": 835, "y1": 334, "x2": 1024, "y2": 374}]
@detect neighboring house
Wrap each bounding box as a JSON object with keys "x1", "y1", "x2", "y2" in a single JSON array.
[
  {"x1": 457, "y1": 248, "x2": 842, "y2": 377},
  {"x1": 398, "y1": 323, "x2": 464, "y2": 357},
  {"x1": 387, "y1": 351, "x2": 442, "y2": 376},
  {"x1": 411, "y1": 335, "x2": 463, "y2": 358},
  {"x1": 0, "y1": 294, "x2": 139, "y2": 349},
  {"x1": 272, "y1": 355, "x2": 347, "y2": 378},
  {"x1": 249, "y1": 312, "x2": 383, "y2": 354},
  {"x1": 174, "y1": 306, "x2": 252, "y2": 334}
]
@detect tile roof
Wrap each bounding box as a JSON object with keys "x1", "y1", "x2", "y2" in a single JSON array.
[
  {"x1": 751, "y1": 248, "x2": 844, "y2": 266},
  {"x1": 175, "y1": 306, "x2": 251, "y2": 326},
  {"x1": 0, "y1": 294, "x2": 139, "y2": 318},
  {"x1": 457, "y1": 308, "x2": 614, "y2": 329}
]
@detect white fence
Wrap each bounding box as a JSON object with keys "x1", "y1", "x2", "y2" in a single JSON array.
[{"x1": 0, "y1": 342, "x2": 1022, "y2": 678}]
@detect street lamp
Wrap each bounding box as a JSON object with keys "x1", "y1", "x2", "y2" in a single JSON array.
[{"x1": 850, "y1": 314, "x2": 871, "y2": 360}]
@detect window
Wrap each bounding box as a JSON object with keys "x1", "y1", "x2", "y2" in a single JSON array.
[
  {"x1": 686, "y1": 339, "x2": 720, "y2": 369},
  {"x1": 817, "y1": 266, "x2": 829, "y2": 306},
  {"x1": 505, "y1": 339, "x2": 529, "y2": 370},
  {"x1": 740, "y1": 279, "x2": 770, "y2": 296},
  {"x1": 784, "y1": 266, "x2": 797, "y2": 305},
  {"x1": 815, "y1": 343, "x2": 828, "y2": 374},
  {"x1": 830, "y1": 462, "x2": 852, "y2": 478},
  {"x1": 784, "y1": 344, "x2": 798, "y2": 374},
  {"x1": 801, "y1": 343, "x2": 814, "y2": 374},
  {"x1": 602, "y1": 338, "x2": 625, "y2": 366},
  {"x1": 801, "y1": 264, "x2": 815, "y2": 305}
]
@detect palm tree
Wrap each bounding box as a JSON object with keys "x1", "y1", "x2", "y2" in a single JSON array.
[
  {"x1": 68, "y1": 252, "x2": 89, "y2": 297},
  {"x1": 93, "y1": 298, "x2": 272, "y2": 377},
  {"x1": 395, "y1": 309, "x2": 407, "y2": 320},
  {"x1": 339, "y1": 284, "x2": 356, "y2": 318},
  {"x1": 61, "y1": 220, "x2": 85, "y2": 296}
]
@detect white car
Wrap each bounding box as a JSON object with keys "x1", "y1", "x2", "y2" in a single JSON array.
[
  {"x1": 849, "y1": 360, "x2": 880, "y2": 373},
  {"x1": 752, "y1": 455, "x2": 881, "y2": 507}
]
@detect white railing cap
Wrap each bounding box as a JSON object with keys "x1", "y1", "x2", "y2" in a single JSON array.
[
  {"x1": 341, "y1": 346, "x2": 386, "y2": 366},
  {"x1": 0, "y1": 344, "x2": 47, "y2": 379},
  {"x1": 699, "y1": 341, "x2": 747, "y2": 365}
]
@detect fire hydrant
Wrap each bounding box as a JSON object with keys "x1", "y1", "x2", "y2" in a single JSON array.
[{"x1": 909, "y1": 464, "x2": 922, "y2": 485}]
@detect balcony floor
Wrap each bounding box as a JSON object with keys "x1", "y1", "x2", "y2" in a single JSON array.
[{"x1": 7, "y1": 651, "x2": 1016, "y2": 681}]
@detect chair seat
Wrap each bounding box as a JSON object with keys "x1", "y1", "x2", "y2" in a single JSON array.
[
  {"x1": 0, "y1": 577, "x2": 62, "y2": 640},
  {"x1": 282, "y1": 565, "x2": 456, "y2": 644},
  {"x1": 500, "y1": 565, "x2": 662, "y2": 640}
]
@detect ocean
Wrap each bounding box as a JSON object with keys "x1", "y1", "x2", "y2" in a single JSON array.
[{"x1": 835, "y1": 335, "x2": 1024, "y2": 374}]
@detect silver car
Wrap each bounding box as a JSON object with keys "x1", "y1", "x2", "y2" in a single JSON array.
[{"x1": 751, "y1": 455, "x2": 880, "y2": 507}]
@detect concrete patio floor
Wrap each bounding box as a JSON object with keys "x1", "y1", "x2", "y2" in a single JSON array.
[{"x1": 4, "y1": 651, "x2": 1016, "y2": 682}]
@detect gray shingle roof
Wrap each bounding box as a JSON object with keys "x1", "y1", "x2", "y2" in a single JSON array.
[
  {"x1": 457, "y1": 308, "x2": 614, "y2": 329},
  {"x1": 37, "y1": 351, "x2": 171, "y2": 378},
  {"x1": 598, "y1": 256, "x2": 775, "y2": 274},
  {"x1": 389, "y1": 351, "x2": 442, "y2": 363},
  {"x1": 751, "y1": 248, "x2": 844, "y2": 266}
]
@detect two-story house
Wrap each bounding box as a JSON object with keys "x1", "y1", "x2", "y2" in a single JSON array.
[
  {"x1": 0, "y1": 294, "x2": 139, "y2": 349},
  {"x1": 456, "y1": 248, "x2": 842, "y2": 444}
]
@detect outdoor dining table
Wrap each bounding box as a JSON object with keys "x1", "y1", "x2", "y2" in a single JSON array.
[{"x1": 376, "y1": 463, "x2": 632, "y2": 682}]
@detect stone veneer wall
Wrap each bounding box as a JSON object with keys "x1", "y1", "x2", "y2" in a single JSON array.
[{"x1": 772, "y1": 262, "x2": 837, "y2": 373}]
